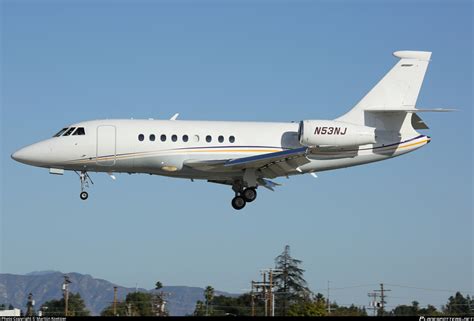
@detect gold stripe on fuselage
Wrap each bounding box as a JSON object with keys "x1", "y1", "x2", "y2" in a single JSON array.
[{"x1": 66, "y1": 139, "x2": 429, "y2": 166}]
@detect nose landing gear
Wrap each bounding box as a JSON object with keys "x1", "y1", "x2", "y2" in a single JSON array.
[{"x1": 76, "y1": 170, "x2": 93, "y2": 201}]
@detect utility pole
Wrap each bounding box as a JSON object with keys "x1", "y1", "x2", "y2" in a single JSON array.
[
  {"x1": 156, "y1": 291, "x2": 169, "y2": 316},
  {"x1": 269, "y1": 270, "x2": 273, "y2": 317},
  {"x1": 252, "y1": 269, "x2": 284, "y2": 317},
  {"x1": 263, "y1": 271, "x2": 267, "y2": 317},
  {"x1": 374, "y1": 283, "x2": 391, "y2": 316},
  {"x1": 258, "y1": 268, "x2": 283, "y2": 317},
  {"x1": 250, "y1": 281, "x2": 255, "y2": 317},
  {"x1": 327, "y1": 281, "x2": 331, "y2": 315},
  {"x1": 368, "y1": 292, "x2": 378, "y2": 316},
  {"x1": 26, "y1": 293, "x2": 35, "y2": 316},
  {"x1": 62, "y1": 275, "x2": 72, "y2": 317},
  {"x1": 113, "y1": 286, "x2": 118, "y2": 316}
]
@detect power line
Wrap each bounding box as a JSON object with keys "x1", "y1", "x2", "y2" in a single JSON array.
[
  {"x1": 312, "y1": 283, "x2": 378, "y2": 292},
  {"x1": 386, "y1": 284, "x2": 473, "y2": 294}
]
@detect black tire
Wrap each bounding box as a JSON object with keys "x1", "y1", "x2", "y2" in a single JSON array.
[
  {"x1": 231, "y1": 196, "x2": 246, "y2": 210},
  {"x1": 80, "y1": 191, "x2": 89, "y2": 200},
  {"x1": 243, "y1": 187, "x2": 257, "y2": 202}
]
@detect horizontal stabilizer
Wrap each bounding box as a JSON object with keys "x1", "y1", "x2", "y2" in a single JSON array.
[
  {"x1": 393, "y1": 51, "x2": 432, "y2": 60},
  {"x1": 366, "y1": 107, "x2": 456, "y2": 113}
]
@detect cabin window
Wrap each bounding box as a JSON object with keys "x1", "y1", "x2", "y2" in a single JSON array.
[
  {"x1": 150, "y1": 134, "x2": 156, "y2": 141},
  {"x1": 53, "y1": 128, "x2": 68, "y2": 137},
  {"x1": 182, "y1": 135, "x2": 189, "y2": 142},
  {"x1": 229, "y1": 135, "x2": 235, "y2": 143},
  {"x1": 193, "y1": 135, "x2": 200, "y2": 142},
  {"x1": 72, "y1": 127, "x2": 86, "y2": 136},
  {"x1": 138, "y1": 134, "x2": 144, "y2": 141},
  {"x1": 218, "y1": 135, "x2": 224, "y2": 143},
  {"x1": 172, "y1": 134, "x2": 177, "y2": 142},
  {"x1": 63, "y1": 127, "x2": 76, "y2": 136},
  {"x1": 206, "y1": 135, "x2": 212, "y2": 143},
  {"x1": 161, "y1": 134, "x2": 167, "y2": 142}
]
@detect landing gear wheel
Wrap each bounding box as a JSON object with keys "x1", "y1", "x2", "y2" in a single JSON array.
[
  {"x1": 231, "y1": 196, "x2": 246, "y2": 210},
  {"x1": 243, "y1": 187, "x2": 257, "y2": 202},
  {"x1": 80, "y1": 191, "x2": 89, "y2": 200}
]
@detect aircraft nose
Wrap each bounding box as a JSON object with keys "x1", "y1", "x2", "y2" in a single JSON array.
[
  {"x1": 11, "y1": 150, "x2": 19, "y2": 161},
  {"x1": 11, "y1": 142, "x2": 53, "y2": 166},
  {"x1": 12, "y1": 146, "x2": 35, "y2": 164}
]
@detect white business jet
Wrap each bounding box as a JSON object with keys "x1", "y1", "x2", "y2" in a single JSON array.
[{"x1": 12, "y1": 51, "x2": 452, "y2": 210}]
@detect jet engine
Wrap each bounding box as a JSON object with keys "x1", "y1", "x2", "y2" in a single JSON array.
[{"x1": 298, "y1": 120, "x2": 376, "y2": 147}]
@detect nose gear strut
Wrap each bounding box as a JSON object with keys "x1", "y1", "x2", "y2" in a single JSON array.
[{"x1": 75, "y1": 170, "x2": 93, "y2": 200}]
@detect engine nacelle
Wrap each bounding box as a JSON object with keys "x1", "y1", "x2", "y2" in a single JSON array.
[{"x1": 298, "y1": 120, "x2": 376, "y2": 147}]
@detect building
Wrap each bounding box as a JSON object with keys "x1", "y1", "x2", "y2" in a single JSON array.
[{"x1": 0, "y1": 308, "x2": 21, "y2": 316}]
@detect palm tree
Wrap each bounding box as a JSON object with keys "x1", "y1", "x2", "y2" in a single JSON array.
[{"x1": 204, "y1": 286, "x2": 215, "y2": 316}]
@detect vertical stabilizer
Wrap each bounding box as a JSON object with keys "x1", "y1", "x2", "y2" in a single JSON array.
[{"x1": 336, "y1": 51, "x2": 432, "y2": 129}]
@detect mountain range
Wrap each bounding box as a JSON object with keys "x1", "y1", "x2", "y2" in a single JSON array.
[{"x1": 0, "y1": 271, "x2": 236, "y2": 316}]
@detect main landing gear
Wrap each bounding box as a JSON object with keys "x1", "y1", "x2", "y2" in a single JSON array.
[
  {"x1": 76, "y1": 170, "x2": 93, "y2": 201},
  {"x1": 231, "y1": 181, "x2": 257, "y2": 210}
]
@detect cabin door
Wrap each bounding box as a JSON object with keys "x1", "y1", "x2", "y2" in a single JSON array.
[{"x1": 96, "y1": 125, "x2": 116, "y2": 166}]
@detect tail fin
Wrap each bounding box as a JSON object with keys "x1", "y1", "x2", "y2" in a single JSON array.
[{"x1": 336, "y1": 51, "x2": 432, "y2": 134}]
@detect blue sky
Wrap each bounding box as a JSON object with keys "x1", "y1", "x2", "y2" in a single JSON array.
[{"x1": 1, "y1": 0, "x2": 472, "y2": 312}]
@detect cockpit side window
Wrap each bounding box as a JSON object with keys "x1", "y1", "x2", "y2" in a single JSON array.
[
  {"x1": 63, "y1": 127, "x2": 76, "y2": 136},
  {"x1": 72, "y1": 127, "x2": 86, "y2": 136},
  {"x1": 53, "y1": 128, "x2": 68, "y2": 137}
]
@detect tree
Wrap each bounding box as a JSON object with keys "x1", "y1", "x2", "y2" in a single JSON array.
[
  {"x1": 204, "y1": 286, "x2": 215, "y2": 316},
  {"x1": 155, "y1": 281, "x2": 163, "y2": 291},
  {"x1": 287, "y1": 294, "x2": 326, "y2": 316},
  {"x1": 211, "y1": 293, "x2": 261, "y2": 316},
  {"x1": 193, "y1": 300, "x2": 206, "y2": 316},
  {"x1": 391, "y1": 301, "x2": 418, "y2": 316},
  {"x1": 332, "y1": 304, "x2": 367, "y2": 316},
  {"x1": 391, "y1": 301, "x2": 442, "y2": 316},
  {"x1": 443, "y1": 292, "x2": 472, "y2": 316},
  {"x1": 101, "y1": 292, "x2": 156, "y2": 316},
  {"x1": 125, "y1": 292, "x2": 155, "y2": 316},
  {"x1": 40, "y1": 293, "x2": 90, "y2": 316},
  {"x1": 101, "y1": 301, "x2": 128, "y2": 316},
  {"x1": 419, "y1": 305, "x2": 442, "y2": 316},
  {"x1": 274, "y1": 245, "x2": 311, "y2": 316}
]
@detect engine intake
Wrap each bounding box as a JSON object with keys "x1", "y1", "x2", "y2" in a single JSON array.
[{"x1": 298, "y1": 120, "x2": 376, "y2": 147}]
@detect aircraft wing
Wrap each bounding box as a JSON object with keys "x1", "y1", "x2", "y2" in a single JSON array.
[
  {"x1": 228, "y1": 146, "x2": 311, "y2": 178},
  {"x1": 184, "y1": 147, "x2": 311, "y2": 178}
]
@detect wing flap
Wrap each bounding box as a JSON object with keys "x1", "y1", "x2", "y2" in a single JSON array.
[
  {"x1": 184, "y1": 147, "x2": 310, "y2": 177},
  {"x1": 224, "y1": 147, "x2": 308, "y2": 169},
  {"x1": 184, "y1": 159, "x2": 227, "y2": 171}
]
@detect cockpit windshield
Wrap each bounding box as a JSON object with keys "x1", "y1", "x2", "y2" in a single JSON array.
[
  {"x1": 53, "y1": 127, "x2": 86, "y2": 137},
  {"x1": 63, "y1": 127, "x2": 76, "y2": 136},
  {"x1": 53, "y1": 128, "x2": 68, "y2": 137},
  {"x1": 73, "y1": 127, "x2": 86, "y2": 135}
]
